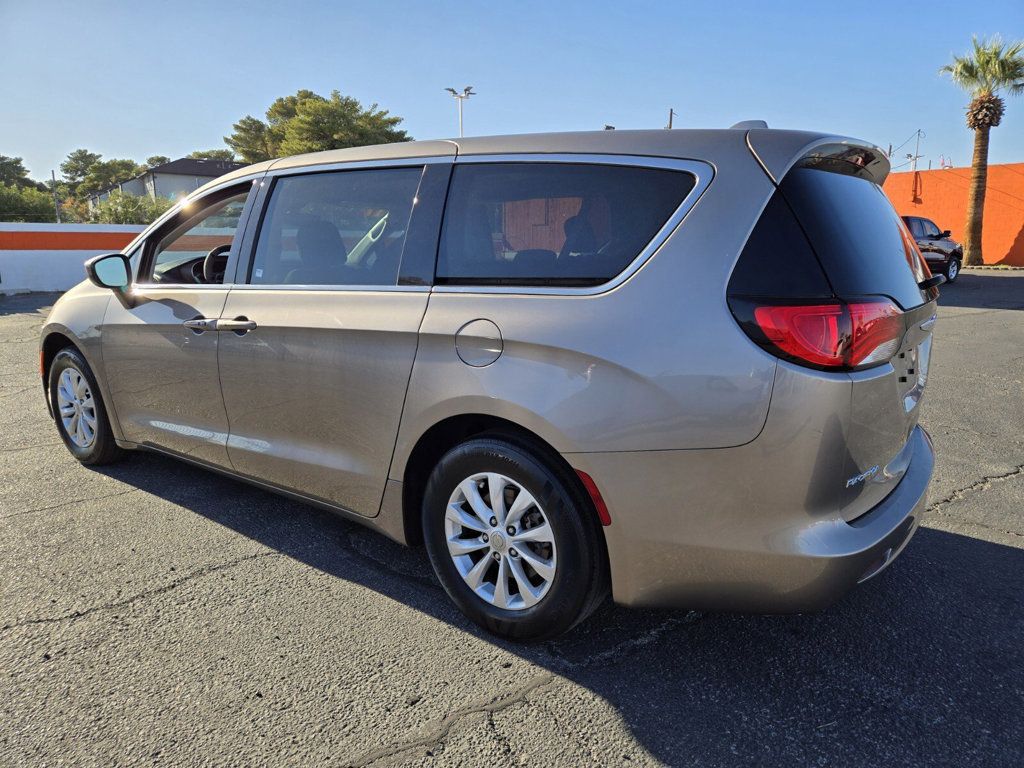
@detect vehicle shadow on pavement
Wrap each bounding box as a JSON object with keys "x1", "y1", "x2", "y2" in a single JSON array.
[
  {"x1": 938, "y1": 273, "x2": 1024, "y2": 310},
  {"x1": 94, "y1": 453, "x2": 1024, "y2": 766}
]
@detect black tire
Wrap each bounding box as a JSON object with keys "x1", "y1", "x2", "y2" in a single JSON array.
[
  {"x1": 422, "y1": 435, "x2": 608, "y2": 640},
  {"x1": 945, "y1": 257, "x2": 961, "y2": 283},
  {"x1": 48, "y1": 347, "x2": 126, "y2": 466}
]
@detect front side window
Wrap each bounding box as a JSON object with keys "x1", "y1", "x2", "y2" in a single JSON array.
[
  {"x1": 145, "y1": 189, "x2": 250, "y2": 284},
  {"x1": 437, "y1": 163, "x2": 696, "y2": 286},
  {"x1": 249, "y1": 167, "x2": 423, "y2": 286},
  {"x1": 920, "y1": 219, "x2": 941, "y2": 238}
]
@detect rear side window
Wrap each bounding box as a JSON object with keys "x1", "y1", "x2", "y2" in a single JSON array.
[
  {"x1": 249, "y1": 167, "x2": 422, "y2": 286},
  {"x1": 780, "y1": 167, "x2": 927, "y2": 309},
  {"x1": 727, "y1": 192, "x2": 832, "y2": 299},
  {"x1": 437, "y1": 163, "x2": 696, "y2": 286}
]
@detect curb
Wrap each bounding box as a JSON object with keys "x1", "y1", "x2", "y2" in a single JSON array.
[{"x1": 961, "y1": 265, "x2": 1024, "y2": 271}]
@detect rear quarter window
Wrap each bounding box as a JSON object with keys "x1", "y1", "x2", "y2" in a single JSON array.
[
  {"x1": 437, "y1": 162, "x2": 696, "y2": 286},
  {"x1": 780, "y1": 167, "x2": 927, "y2": 310}
]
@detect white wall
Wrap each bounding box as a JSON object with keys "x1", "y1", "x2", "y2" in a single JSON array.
[{"x1": 0, "y1": 223, "x2": 144, "y2": 294}]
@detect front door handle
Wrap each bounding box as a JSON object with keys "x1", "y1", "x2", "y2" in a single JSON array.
[
  {"x1": 217, "y1": 316, "x2": 257, "y2": 334},
  {"x1": 183, "y1": 317, "x2": 217, "y2": 332}
]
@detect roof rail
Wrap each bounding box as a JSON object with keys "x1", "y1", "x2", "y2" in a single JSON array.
[{"x1": 730, "y1": 120, "x2": 769, "y2": 130}]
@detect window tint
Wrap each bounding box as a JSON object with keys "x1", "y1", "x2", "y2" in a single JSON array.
[
  {"x1": 781, "y1": 167, "x2": 928, "y2": 310},
  {"x1": 146, "y1": 190, "x2": 249, "y2": 284},
  {"x1": 437, "y1": 163, "x2": 696, "y2": 286},
  {"x1": 728, "y1": 192, "x2": 832, "y2": 299},
  {"x1": 250, "y1": 167, "x2": 423, "y2": 286},
  {"x1": 905, "y1": 217, "x2": 924, "y2": 238},
  {"x1": 920, "y1": 219, "x2": 941, "y2": 237}
]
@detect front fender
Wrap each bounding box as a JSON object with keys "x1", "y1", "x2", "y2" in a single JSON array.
[{"x1": 39, "y1": 282, "x2": 120, "y2": 439}]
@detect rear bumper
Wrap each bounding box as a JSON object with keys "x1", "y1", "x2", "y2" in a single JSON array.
[{"x1": 570, "y1": 426, "x2": 934, "y2": 612}]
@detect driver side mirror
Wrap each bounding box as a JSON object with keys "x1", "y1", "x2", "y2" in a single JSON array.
[
  {"x1": 939, "y1": 230, "x2": 951, "y2": 239},
  {"x1": 85, "y1": 253, "x2": 131, "y2": 290}
]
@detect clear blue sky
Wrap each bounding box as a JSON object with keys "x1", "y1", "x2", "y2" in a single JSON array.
[{"x1": 2, "y1": 0, "x2": 1022, "y2": 180}]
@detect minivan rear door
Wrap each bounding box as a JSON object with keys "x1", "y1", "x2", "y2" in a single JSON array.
[{"x1": 777, "y1": 162, "x2": 937, "y2": 520}]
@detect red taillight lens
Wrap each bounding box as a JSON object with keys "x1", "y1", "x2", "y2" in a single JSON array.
[
  {"x1": 846, "y1": 301, "x2": 903, "y2": 366},
  {"x1": 745, "y1": 300, "x2": 903, "y2": 371},
  {"x1": 753, "y1": 304, "x2": 845, "y2": 367}
]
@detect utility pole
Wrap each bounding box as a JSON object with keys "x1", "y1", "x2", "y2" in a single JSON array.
[
  {"x1": 50, "y1": 170, "x2": 61, "y2": 224},
  {"x1": 910, "y1": 129, "x2": 925, "y2": 172},
  {"x1": 444, "y1": 86, "x2": 476, "y2": 137},
  {"x1": 665, "y1": 108, "x2": 677, "y2": 129}
]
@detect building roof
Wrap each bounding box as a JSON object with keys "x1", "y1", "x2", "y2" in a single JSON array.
[
  {"x1": 147, "y1": 157, "x2": 246, "y2": 176},
  {"x1": 90, "y1": 157, "x2": 247, "y2": 199}
]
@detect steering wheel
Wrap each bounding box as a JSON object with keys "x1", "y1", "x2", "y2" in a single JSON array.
[{"x1": 202, "y1": 243, "x2": 232, "y2": 284}]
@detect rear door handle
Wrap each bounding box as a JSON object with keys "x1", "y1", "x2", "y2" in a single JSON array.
[
  {"x1": 183, "y1": 317, "x2": 217, "y2": 332},
  {"x1": 216, "y1": 316, "x2": 257, "y2": 334}
]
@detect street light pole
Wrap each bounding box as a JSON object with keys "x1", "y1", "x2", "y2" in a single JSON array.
[{"x1": 445, "y1": 86, "x2": 476, "y2": 137}]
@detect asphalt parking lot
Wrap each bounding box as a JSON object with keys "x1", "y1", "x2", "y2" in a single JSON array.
[{"x1": 1, "y1": 271, "x2": 1023, "y2": 767}]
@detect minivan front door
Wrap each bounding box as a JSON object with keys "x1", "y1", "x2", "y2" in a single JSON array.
[
  {"x1": 217, "y1": 164, "x2": 447, "y2": 517},
  {"x1": 102, "y1": 182, "x2": 258, "y2": 466}
]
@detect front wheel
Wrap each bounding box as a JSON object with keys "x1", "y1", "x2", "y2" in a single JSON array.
[
  {"x1": 48, "y1": 347, "x2": 126, "y2": 465},
  {"x1": 422, "y1": 436, "x2": 608, "y2": 640},
  {"x1": 945, "y1": 257, "x2": 960, "y2": 283}
]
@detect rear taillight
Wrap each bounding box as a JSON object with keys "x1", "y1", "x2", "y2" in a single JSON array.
[{"x1": 733, "y1": 299, "x2": 904, "y2": 371}]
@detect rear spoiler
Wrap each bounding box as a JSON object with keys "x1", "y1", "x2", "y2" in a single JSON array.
[{"x1": 746, "y1": 130, "x2": 891, "y2": 187}]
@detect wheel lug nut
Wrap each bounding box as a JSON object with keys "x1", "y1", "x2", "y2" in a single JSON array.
[
  {"x1": 489, "y1": 517, "x2": 498, "y2": 526},
  {"x1": 481, "y1": 533, "x2": 489, "y2": 542},
  {"x1": 509, "y1": 548, "x2": 518, "y2": 558},
  {"x1": 492, "y1": 551, "x2": 501, "y2": 561},
  {"x1": 506, "y1": 525, "x2": 515, "y2": 535}
]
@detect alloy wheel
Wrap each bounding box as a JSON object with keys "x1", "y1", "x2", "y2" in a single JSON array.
[
  {"x1": 444, "y1": 472, "x2": 557, "y2": 610},
  {"x1": 57, "y1": 368, "x2": 97, "y2": 449}
]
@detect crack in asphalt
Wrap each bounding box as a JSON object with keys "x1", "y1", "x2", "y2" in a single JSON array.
[
  {"x1": 543, "y1": 612, "x2": 702, "y2": 673},
  {"x1": 342, "y1": 612, "x2": 704, "y2": 767},
  {"x1": 0, "y1": 385, "x2": 39, "y2": 400},
  {"x1": 0, "y1": 488, "x2": 140, "y2": 521},
  {"x1": 0, "y1": 441, "x2": 62, "y2": 454},
  {"x1": 344, "y1": 672, "x2": 558, "y2": 767},
  {"x1": 0, "y1": 551, "x2": 278, "y2": 633},
  {"x1": 926, "y1": 464, "x2": 1024, "y2": 513}
]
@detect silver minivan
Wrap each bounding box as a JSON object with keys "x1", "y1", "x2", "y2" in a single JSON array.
[{"x1": 40, "y1": 128, "x2": 938, "y2": 639}]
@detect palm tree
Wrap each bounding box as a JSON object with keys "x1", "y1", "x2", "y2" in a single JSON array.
[{"x1": 940, "y1": 37, "x2": 1024, "y2": 265}]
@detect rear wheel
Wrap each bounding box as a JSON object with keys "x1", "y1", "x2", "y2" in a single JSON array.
[
  {"x1": 49, "y1": 347, "x2": 125, "y2": 465},
  {"x1": 422, "y1": 436, "x2": 607, "y2": 640},
  {"x1": 945, "y1": 257, "x2": 960, "y2": 283}
]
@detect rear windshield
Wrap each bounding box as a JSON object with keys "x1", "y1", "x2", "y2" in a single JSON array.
[
  {"x1": 437, "y1": 162, "x2": 696, "y2": 286},
  {"x1": 780, "y1": 167, "x2": 928, "y2": 310}
]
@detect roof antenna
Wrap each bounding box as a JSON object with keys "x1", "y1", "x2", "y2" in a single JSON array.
[{"x1": 730, "y1": 120, "x2": 769, "y2": 130}]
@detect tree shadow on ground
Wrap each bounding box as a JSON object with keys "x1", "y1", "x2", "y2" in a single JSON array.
[
  {"x1": 0, "y1": 292, "x2": 61, "y2": 316},
  {"x1": 94, "y1": 453, "x2": 1024, "y2": 766}
]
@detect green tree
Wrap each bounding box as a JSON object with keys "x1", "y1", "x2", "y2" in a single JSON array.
[
  {"x1": 187, "y1": 149, "x2": 236, "y2": 161},
  {"x1": 0, "y1": 155, "x2": 34, "y2": 188},
  {"x1": 60, "y1": 149, "x2": 102, "y2": 196},
  {"x1": 225, "y1": 89, "x2": 410, "y2": 163},
  {"x1": 78, "y1": 159, "x2": 144, "y2": 197},
  {"x1": 0, "y1": 183, "x2": 56, "y2": 222},
  {"x1": 145, "y1": 155, "x2": 171, "y2": 168},
  {"x1": 225, "y1": 116, "x2": 275, "y2": 163},
  {"x1": 88, "y1": 190, "x2": 173, "y2": 224},
  {"x1": 940, "y1": 36, "x2": 1024, "y2": 265}
]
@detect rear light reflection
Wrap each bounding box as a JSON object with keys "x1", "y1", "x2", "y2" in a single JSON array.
[{"x1": 743, "y1": 300, "x2": 904, "y2": 371}]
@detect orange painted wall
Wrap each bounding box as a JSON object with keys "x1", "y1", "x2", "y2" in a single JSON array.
[{"x1": 883, "y1": 162, "x2": 1024, "y2": 266}]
